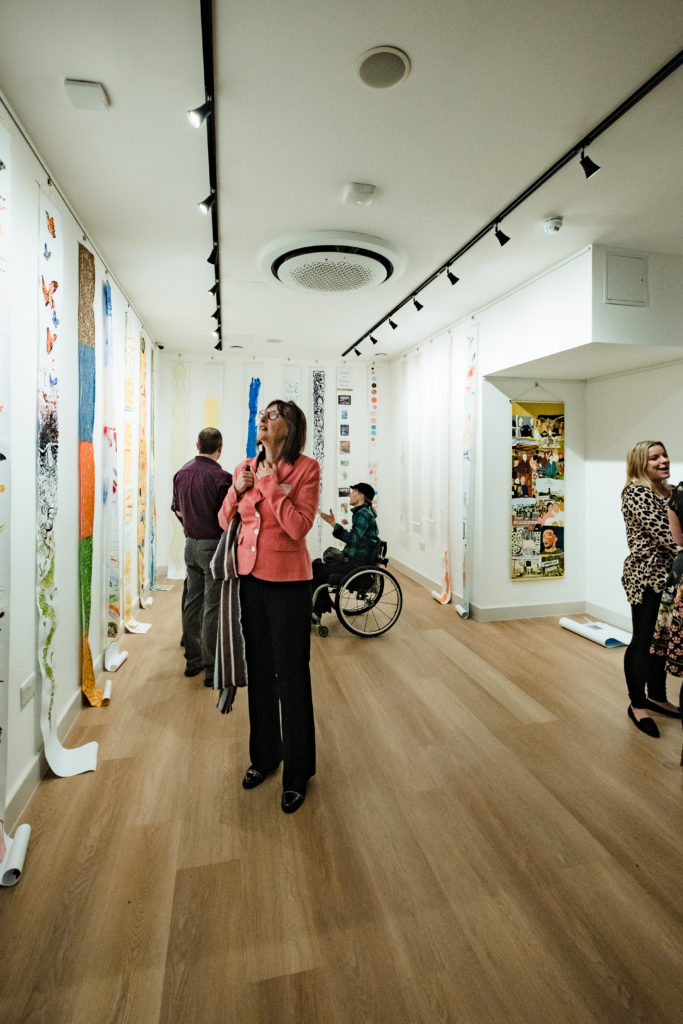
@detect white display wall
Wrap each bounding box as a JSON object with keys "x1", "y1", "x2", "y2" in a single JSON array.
[{"x1": 154, "y1": 353, "x2": 389, "y2": 575}]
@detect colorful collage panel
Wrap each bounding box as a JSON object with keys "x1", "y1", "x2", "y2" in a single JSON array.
[{"x1": 510, "y1": 401, "x2": 565, "y2": 581}]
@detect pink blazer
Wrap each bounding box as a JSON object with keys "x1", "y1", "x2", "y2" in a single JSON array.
[{"x1": 218, "y1": 454, "x2": 320, "y2": 582}]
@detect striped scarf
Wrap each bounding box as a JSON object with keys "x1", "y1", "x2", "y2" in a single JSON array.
[{"x1": 210, "y1": 515, "x2": 248, "y2": 713}]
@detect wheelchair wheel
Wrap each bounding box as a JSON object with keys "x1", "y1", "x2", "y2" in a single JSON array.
[{"x1": 335, "y1": 566, "x2": 402, "y2": 637}]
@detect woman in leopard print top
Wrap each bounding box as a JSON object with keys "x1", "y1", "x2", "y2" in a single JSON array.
[{"x1": 621, "y1": 441, "x2": 680, "y2": 738}]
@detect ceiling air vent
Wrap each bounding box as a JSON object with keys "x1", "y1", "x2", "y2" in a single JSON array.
[{"x1": 259, "y1": 232, "x2": 405, "y2": 294}]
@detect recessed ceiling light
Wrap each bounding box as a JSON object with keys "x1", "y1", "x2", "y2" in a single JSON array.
[{"x1": 356, "y1": 47, "x2": 411, "y2": 89}]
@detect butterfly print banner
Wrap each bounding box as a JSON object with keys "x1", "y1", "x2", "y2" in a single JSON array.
[
  {"x1": 137, "y1": 335, "x2": 151, "y2": 608},
  {"x1": 37, "y1": 192, "x2": 97, "y2": 776}
]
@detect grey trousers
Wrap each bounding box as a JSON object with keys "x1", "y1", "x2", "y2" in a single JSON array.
[{"x1": 183, "y1": 537, "x2": 221, "y2": 679}]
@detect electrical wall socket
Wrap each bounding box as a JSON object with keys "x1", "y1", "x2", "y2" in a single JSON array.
[{"x1": 19, "y1": 674, "x2": 36, "y2": 710}]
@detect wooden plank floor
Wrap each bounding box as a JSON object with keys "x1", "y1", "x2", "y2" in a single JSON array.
[{"x1": 1, "y1": 573, "x2": 682, "y2": 1024}]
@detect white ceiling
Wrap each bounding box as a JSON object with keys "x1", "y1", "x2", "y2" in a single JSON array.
[{"x1": 1, "y1": 0, "x2": 681, "y2": 364}]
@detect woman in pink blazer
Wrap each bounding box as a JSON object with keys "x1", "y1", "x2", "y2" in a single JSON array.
[{"x1": 219, "y1": 400, "x2": 320, "y2": 813}]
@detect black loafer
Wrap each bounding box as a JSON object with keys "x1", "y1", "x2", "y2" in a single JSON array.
[
  {"x1": 184, "y1": 663, "x2": 202, "y2": 677},
  {"x1": 644, "y1": 699, "x2": 681, "y2": 718},
  {"x1": 242, "y1": 765, "x2": 277, "y2": 790},
  {"x1": 628, "y1": 706, "x2": 660, "y2": 738},
  {"x1": 281, "y1": 790, "x2": 305, "y2": 814}
]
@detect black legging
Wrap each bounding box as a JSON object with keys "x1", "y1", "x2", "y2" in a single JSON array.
[{"x1": 624, "y1": 586, "x2": 668, "y2": 707}]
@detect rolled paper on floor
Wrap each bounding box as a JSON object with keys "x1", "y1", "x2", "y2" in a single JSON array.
[
  {"x1": 104, "y1": 643, "x2": 128, "y2": 672},
  {"x1": 455, "y1": 604, "x2": 469, "y2": 619},
  {"x1": 1, "y1": 824, "x2": 31, "y2": 887},
  {"x1": 559, "y1": 617, "x2": 632, "y2": 647}
]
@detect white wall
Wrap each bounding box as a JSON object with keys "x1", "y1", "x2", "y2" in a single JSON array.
[
  {"x1": 585, "y1": 361, "x2": 683, "y2": 629},
  {"x1": 591, "y1": 247, "x2": 683, "y2": 349},
  {"x1": 479, "y1": 249, "x2": 593, "y2": 377}
]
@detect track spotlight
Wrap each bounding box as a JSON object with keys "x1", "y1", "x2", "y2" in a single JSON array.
[
  {"x1": 579, "y1": 148, "x2": 600, "y2": 180},
  {"x1": 412, "y1": 296, "x2": 424, "y2": 312},
  {"x1": 198, "y1": 192, "x2": 215, "y2": 215},
  {"x1": 207, "y1": 244, "x2": 218, "y2": 264},
  {"x1": 187, "y1": 100, "x2": 212, "y2": 128},
  {"x1": 208, "y1": 281, "x2": 219, "y2": 295},
  {"x1": 214, "y1": 338, "x2": 223, "y2": 351},
  {"x1": 446, "y1": 267, "x2": 459, "y2": 285},
  {"x1": 389, "y1": 318, "x2": 398, "y2": 330},
  {"x1": 211, "y1": 307, "x2": 220, "y2": 320},
  {"x1": 354, "y1": 347, "x2": 361, "y2": 357},
  {"x1": 211, "y1": 326, "x2": 220, "y2": 338},
  {"x1": 370, "y1": 335, "x2": 379, "y2": 345},
  {"x1": 494, "y1": 223, "x2": 510, "y2": 247}
]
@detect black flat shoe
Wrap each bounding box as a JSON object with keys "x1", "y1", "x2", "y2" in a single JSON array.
[
  {"x1": 281, "y1": 790, "x2": 305, "y2": 814},
  {"x1": 242, "y1": 764, "x2": 280, "y2": 789},
  {"x1": 184, "y1": 664, "x2": 202, "y2": 677},
  {"x1": 628, "y1": 706, "x2": 660, "y2": 738},
  {"x1": 644, "y1": 699, "x2": 681, "y2": 718}
]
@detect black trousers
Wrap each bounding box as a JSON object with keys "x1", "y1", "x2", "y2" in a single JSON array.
[
  {"x1": 624, "y1": 586, "x2": 668, "y2": 707},
  {"x1": 239, "y1": 575, "x2": 315, "y2": 792}
]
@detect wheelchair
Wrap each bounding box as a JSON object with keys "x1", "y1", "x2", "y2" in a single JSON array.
[{"x1": 312, "y1": 540, "x2": 403, "y2": 638}]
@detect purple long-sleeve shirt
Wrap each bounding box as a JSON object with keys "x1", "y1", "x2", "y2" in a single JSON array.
[{"x1": 172, "y1": 456, "x2": 232, "y2": 540}]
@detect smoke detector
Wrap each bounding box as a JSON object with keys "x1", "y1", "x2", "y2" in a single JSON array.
[
  {"x1": 543, "y1": 216, "x2": 563, "y2": 234},
  {"x1": 259, "y1": 232, "x2": 405, "y2": 293}
]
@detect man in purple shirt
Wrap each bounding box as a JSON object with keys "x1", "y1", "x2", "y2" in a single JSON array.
[{"x1": 172, "y1": 428, "x2": 232, "y2": 684}]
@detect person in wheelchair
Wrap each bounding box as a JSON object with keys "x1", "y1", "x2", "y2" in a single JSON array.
[{"x1": 312, "y1": 482, "x2": 379, "y2": 621}]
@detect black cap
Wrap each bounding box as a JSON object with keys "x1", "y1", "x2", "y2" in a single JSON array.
[{"x1": 351, "y1": 482, "x2": 375, "y2": 503}]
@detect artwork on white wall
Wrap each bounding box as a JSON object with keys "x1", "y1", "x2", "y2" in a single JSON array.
[
  {"x1": 336, "y1": 367, "x2": 353, "y2": 525},
  {"x1": 168, "y1": 360, "x2": 189, "y2": 579},
  {"x1": 137, "y1": 335, "x2": 152, "y2": 609},
  {"x1": 367, "y1": 364, "x2": 379, "y2": 509},
  {"x1": 510, "y1": 400, "x2": 565, "y2": 580},
  {"x1": 312, "y1": 369, "x2": 325, "y2": 556},
  {"x1": 456, "y1": 327, "x2": 478, "y2": 615},
  {"x1": 102, "y1": 280, "x2": 128, "y2": 669},
  {"x1": 36, "y1": 191, "x2": 97, "y2": 776},
  {"x1": 0, "y1": 124, "x2": 31, "y2": 885},
  {"x1": 282, "y1": 363, "x2": 301, "y2": 407},
  {"x1": 77, "y1": 243, "x2": 108, "y2": 705}
]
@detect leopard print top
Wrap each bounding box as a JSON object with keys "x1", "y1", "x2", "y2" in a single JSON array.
[{"x1": 621, "y1": 483, "x2": 678, "y2": 604}]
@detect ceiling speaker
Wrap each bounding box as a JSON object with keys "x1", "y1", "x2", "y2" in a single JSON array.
[
  {"x1": 260, "y1": 232, "x2": 405, "y2": 293},
  {"x1": 356, "y1": 46, "x2": 411, "y2": 89}
]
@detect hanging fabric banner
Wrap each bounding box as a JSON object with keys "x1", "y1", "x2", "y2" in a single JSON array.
[
  {"x1": 282, "y1": 364, "x2": 301, "y2": 406},
  {"x1": 368, "y1": 364, "x2": 379, "y2": 509},
  {"x1": 432, "y1": 335, "x2": 454, "y2": 606},
  {"x1": 37, "y1": 191, "x2": 97, "y2": 775},
  {"x1": 149, "y1": 345, "x2": 171, "y2": 591},
  {"x1": 203, "y1": 361, "x2": 223, "y2": 430},
  {"x1": 102, "y1": 280, "x2": 127, "y2": 670},
  {"x1": 137, "y1": 334, "x2": 151, "y2": 608},
  {"x1": 510, "y1": 400, "x2": 565, "y2": 580},
  {"x1": 78, "y1": 244, "x2": 106, "y2": 706},
  {"x1": 168, "y1": 359, "x2": 189, "y2": 579},
  {"x1": 0, "y1": 124, "x2": 31, "y2": 885},
  {"x1": 122, "y1": 317, "x2": 148, "y2": 632},
  {"x1": 312, "y1": 369, "x2": 325, "y2": 556},
  {"x1": 336, "y1": 367, "x2": 353, "y2": 524},
  {"x1": 246, "y1": 375, "x2": 261, "y2": 457},
  {"x1": 456, "y1": 326, "x2": 478, "y2": 616}
]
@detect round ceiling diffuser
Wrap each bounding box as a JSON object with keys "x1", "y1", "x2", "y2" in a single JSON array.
[{"x1": 260, "y1": 232, "x2": 405, "y2": 293}]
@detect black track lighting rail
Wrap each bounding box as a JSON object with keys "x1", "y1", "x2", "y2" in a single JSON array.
[
  {"x1": 198, "y1": 0, "x2": 222, "y2": 348},
  {"x1": 341, "y1": 48, "x2": 683, "y2": 357}
]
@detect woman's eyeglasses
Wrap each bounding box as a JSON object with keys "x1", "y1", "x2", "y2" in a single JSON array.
[{"x1": 258, "y1": 409, "x2": 281, "y2": 421}]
